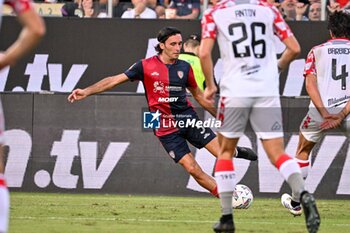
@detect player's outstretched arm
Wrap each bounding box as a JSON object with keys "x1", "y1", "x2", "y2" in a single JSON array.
[
  {"x1": 68, "y1": 73, "x2": 129, "y2": 103},
  {"x1": 199, "y1": 38, "x2": 217, "y2": 102},
  {"x1": 278, "y1": 36, "x2": 301, "y2": 71},
  {"x1": 0, "y1": 8, "x2": 45, "y2": 70},
  {"x1": 68, "y1": 89, "x2": 89, "y2": 103}
]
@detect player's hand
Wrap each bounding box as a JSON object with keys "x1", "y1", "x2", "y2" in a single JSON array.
[
  {"x1": 327, "y1": 2, "x2": 340, "y2": 13},
  {"x1": 295, "y1": 2, "x2": 308, "y2": 16},
  {"x1": 68, "y1": 89, "x2": 88, "y2": 103},
  {"x1": 202, "y1": 94, "x2": 217, "y2": 117},
  {"x1": 320, "y1": 113, "x2": 343, "y2": 130},
  {"x1": 204, "y1": 86, "x2": 217, "y2": 105}
]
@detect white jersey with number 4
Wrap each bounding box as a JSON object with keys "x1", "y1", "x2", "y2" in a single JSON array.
[
  {"x1": 201, "y1": 0, "x2": 293, "y2": 97},
  {"x1": 304, "y1": 38, "x2": 350, "y2": 112}
]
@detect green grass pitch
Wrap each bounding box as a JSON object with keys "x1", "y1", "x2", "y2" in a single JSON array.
[{"x1": 9, "y1": 192, "x2": 350, "y2": 233}]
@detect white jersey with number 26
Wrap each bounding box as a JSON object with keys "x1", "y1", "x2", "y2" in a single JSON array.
[{"x1": 201, "y1": 0, "x2": 293, "y2": 97}]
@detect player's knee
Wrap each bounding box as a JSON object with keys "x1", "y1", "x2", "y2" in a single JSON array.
[{"x1": 185, "y1": 163, "x2": 202, "y2": 177}]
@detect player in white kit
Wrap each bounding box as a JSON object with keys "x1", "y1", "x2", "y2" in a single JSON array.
[
  {"x1": 199, "y1": 0, "x2": 320, "y2": 232},
  {"x1": 281, "y1": 9, "x2": 350, "y2": 218},
  {"x1": 0, "y1": 1, "x2": 45, "y2": 232}
]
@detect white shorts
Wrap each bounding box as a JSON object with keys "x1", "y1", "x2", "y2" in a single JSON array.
[
  {"x1": 217, "y1": 96, "x2": 284, "y2": 139},
  {"x1": 300, "y1": 109, "x2": 350, "y2": 142}
]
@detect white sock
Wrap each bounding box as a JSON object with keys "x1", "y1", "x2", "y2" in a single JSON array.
[
  {"x1": 215, "y1": 160, "x2": 236, "y2": 215},
  {"x1": 0, "y1": 175, "x2": 9, "y2": 233},
  {"x1": 295, "y1": 158, "x2": 310, "y2": 179},
  {"x1": 275, "y1": 154, "x2": 305, "y2": 201},
  {"x1": 215, "y1": 172, "x2": 236, "y2": 215},
  {"x1": 276, "y1": 154, "x2": 302, "y2": 181}
]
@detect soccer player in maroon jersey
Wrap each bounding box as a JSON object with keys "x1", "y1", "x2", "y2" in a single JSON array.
[
  {"x1": 0, "y1": 0, "x2": 45, "y2": 232},
  {"x1": 68, "y1": 26, "x2": 257, "y2": 201}
]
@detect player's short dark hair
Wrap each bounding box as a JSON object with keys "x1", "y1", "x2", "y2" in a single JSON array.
[
  {"x1": 184, "y1": 34, "x2": 201, "y2": 48},
  {"x1": 328, "y1": 10, "x2": 350, "y2": 39},
  {"x1": 155, "y1": 27, "x2": 182, "y2": 54}
]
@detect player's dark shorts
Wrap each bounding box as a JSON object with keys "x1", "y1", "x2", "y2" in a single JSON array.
[{"x1": 158, "y1": 119, "x2": 216, "y2": 163}]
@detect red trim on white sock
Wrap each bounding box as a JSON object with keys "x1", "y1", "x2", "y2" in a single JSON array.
[
  {"x1": 295, "y1": 158, "x2": 310, "y2": 168},
  {"x1": 215, "y1": 159, "x2": 234, "y2": 172},
  {"x1": 211, "y1": 186, "x2": 219, "y2": 198},
  {"x1": 214, "y1": 159, "x2": 236, "y2": 193},
  {"x1": 276, "y1": 154, "x2": 301, "y2": 180},
  {"x1": 0, "y1": 178, "x2": 6, "y2": 188},
  {"x1": 275, "y1": 154, "x2": 291, "y2": 169},
  {"x1": 295, "y1": 158, "x2": 310, "y2": 179}
]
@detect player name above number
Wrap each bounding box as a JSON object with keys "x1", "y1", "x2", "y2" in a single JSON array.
[
  {"x1": 235, "y1": 9, "x2": 256, "y2": 18},
  {"x1": 328, "y1": 48, "x2": 350, "y2": 55}
]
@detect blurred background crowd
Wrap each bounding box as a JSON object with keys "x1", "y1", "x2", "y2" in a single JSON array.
[
  {"x1": 61, "y1": 0, "x2": 349, "y2": 20},
  {"x1": 58, "y1": 0, "x2": 349, "y2": 20},
  {"x1": 3, "y1": 0, "x2": 350, "y2": 20},
  {"x1": 4, "y1": 0, "x2": 350, "y2": 21}
]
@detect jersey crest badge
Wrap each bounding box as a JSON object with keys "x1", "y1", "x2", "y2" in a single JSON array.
[{"x1": 177, "y1": 71, "x2": 184, "y2": 79}]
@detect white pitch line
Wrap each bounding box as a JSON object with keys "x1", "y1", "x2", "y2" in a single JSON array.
[{"x1": 12, "y1": 216, "x2": 350, "y2": 227}]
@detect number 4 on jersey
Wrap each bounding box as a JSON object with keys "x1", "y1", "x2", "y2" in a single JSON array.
[{"x1": 332, "y1": 58, "x2": 348, "y2": 90}]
